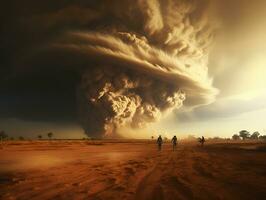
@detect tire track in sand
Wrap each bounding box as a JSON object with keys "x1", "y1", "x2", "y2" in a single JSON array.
[{"x1": 135, "y1": 147, "x2": 188, "y2": 200}]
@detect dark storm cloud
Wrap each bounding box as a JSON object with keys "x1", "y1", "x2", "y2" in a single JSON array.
[
  {"x1": 0, "y1": 67, "x2": 79, "y2": 122},
  {"x1": 1, "y1": 0, "x2": 217, "y2": 137}
]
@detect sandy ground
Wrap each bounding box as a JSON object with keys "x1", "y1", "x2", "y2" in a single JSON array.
[{"x1": 1, "y1": 140, "x2": 266, "y2": 200}]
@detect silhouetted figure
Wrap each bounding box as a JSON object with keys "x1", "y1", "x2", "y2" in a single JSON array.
[
  {"x1": 171, "y1": 136, "x2": 178, "y2": 151},
  {"x1": 199, "y1": 136, "x2": 205, "y2": 146},
  {"x1": 157, "y1": 135, "x2": 163, "y2": 151}
]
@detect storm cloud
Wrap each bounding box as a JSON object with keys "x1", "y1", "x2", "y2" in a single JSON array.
[{"x1": 1, "y1": 0, "x2": 218, "y2": 137}]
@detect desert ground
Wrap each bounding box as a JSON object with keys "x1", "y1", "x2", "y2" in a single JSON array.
[{"x1": 1, "y1": 140, "x2": 266, "y2": 200}]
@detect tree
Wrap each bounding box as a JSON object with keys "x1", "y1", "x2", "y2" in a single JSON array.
[
  {"x1": 151, "y1": 136, "x2": 154, "y2": 140},
  {"x1": 250, "y1": 131, "x2": 260, "y2": 140},
  {"x1": 47, "y1": 132, "x2": 53, "y2": 140},
  {"x1": 19, "y1": 136, "x2": 24, "y2": 140},
  {"x1": 38, "y1": 135, "x2": 42, "y2": 140},
  {"x1": 259, "y1": 135, "x2": 266, "y2": 140},
  {"x1": 232, "y1": 134, "x2": 240, "y2": 140},
  {"x1": 239, "y1": 130, "x2": 250, "y2": 140},
  {"x1": 0, "y1": 131, "x2": 8, "y2": 140},
  {"x1": 0, "y1": 131, "x2": 8, "y2": 148}
]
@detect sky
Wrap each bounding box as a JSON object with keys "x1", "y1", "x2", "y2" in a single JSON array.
[
  {"x1": 0, "y1": 0, "x2": 266, "y2": 139},
  {"x1": 171, "y1": 0, "x2": 266, "y2": 138}
]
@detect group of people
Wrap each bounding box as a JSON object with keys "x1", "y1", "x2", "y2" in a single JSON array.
[
  {"x1": 156, "y1": 135, "x2": 205, "y2": 151},
  {"x1": 156, "y1": 135, "x2": 178, "y2": 151}
]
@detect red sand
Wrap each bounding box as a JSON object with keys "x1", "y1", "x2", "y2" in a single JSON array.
[{"x1": 1, "y1": 140, "x2": 266, "y2": 200}]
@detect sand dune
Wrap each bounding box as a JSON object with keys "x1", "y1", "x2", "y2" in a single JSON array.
[{"x1": 1, "y1": 141, "x2": 266, "y2": 200}]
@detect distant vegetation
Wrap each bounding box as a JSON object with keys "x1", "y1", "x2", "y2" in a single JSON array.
[
  {"x1": 47, "y1": 132, "x2": 53, "y2": 140},
  {"x1": 0, "y1": 131, "x2": 8, "y2": 140},
  {"x1": 1, "y1": 128, "x2": 266, "y2": 143},
  {"x1": 232, "y1": 130, "x2": 266, "y2": 140},
  {"x1": 19, "y1": 136, "x2": 25, "y2": 140},
  {"x1": 0, "y1": 130, "x2": 60, "y2": 142},
  {"x1": 232, "y1": 134, "x2": 240, "y2": 140},
  {"x1": 0, "y1": 131, "x2": 8, "y2": 148}
]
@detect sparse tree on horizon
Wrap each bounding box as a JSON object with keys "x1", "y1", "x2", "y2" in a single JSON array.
[
  {"x1": 232, "y1": 134, "x2": 240, "y2": 140},
  {"x1": 38, "y1": 135, "x2": 42, "y2": 140},
  {"x1": 47, "y1": 132, "x2": 53, "y2": 140},
  {"x1": 19, "y1": 136, "x2": 24, "y2": 140},
  {"x1": 0, "y1": 130, "x2": 8, "y2": 148},
  {"x1": 239, "y1": 130, "x2": 250, "y2": 140},
  {"x1": 259, "y1": 135, "x2": 266, "y2": 140},
  {"x1": 250, "y1": 131, "x2": 260, "y2": 140},
  {"x1": 0, "y1": 131, "x2": 8, "y2": 141}
]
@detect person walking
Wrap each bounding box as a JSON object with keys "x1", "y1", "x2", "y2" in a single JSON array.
[
  {"x1": 157, "y1": 135, "x2": 163, "y2": 151},
  {"x1": 198, "y1": 136, "x2": 205, "y2": 146},
  {"x1": 171, "y1": 135, "x2": 178, "y2": 151}
]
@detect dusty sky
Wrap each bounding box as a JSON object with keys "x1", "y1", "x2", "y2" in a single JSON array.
[
  {"x1": 159, "y1": 0, "x2": 266, "y2": 138},
  {"x1": 0, "y1": 0, "x2": 266, "y2": 139}
]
